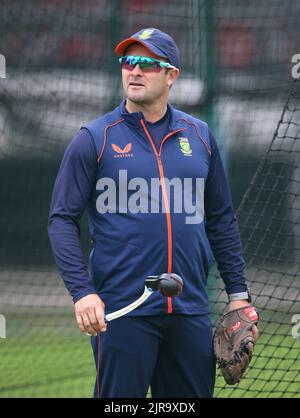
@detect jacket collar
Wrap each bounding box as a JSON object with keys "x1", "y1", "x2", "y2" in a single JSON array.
[{"x1": 118, "y1": 99, "x2": 179, "y2": 131}]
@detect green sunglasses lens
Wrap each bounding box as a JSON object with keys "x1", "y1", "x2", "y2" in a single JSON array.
[
  {"x1": 139, "y1": 61, "x2": 159, "y2": 69},
  {"x1": 119, "y1": 56, "x2": 167, "y2": 72}
]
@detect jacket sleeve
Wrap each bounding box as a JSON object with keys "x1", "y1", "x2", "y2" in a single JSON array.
[
  {"x1": 204, "y1": 129, "x2": 248, "y2": 296},
  {"x1": 48, "y1": 128, "x2": 98, "y2": 303}
]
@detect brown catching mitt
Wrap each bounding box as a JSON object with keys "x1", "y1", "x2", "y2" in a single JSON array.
[{"x1": 213, "y1": 306, "x2": 259, "y2": 385}]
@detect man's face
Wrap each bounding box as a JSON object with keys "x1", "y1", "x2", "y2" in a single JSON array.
[{"x1": 121, "y1": 43, "x2": 178, "y2": 106}]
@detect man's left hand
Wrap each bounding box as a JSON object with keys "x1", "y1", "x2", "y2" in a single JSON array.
[
  {"x1": 228, "y1": 300, "x2": 259, "y2": 341},
  {"x1": 213, "y1": 301, "x2": 260, "y2": 385}
]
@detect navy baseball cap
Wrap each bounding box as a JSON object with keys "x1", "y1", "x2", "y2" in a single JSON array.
[{"x1": 115, "y1": 28, "x2": 180, "y2": 68}]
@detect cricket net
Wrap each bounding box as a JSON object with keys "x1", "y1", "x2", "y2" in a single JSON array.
[{"x1": 210, "y1": 79, "x2": 300, "y2": 398}]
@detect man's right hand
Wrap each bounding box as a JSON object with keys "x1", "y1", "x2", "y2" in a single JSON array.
[{"x1": 74, "y1": 294, "x2": 107, "y2": 336}]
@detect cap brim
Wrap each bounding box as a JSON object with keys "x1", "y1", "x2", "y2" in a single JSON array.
[{"x1": 114, "y1": 37, "x2": 166, "y2": 60}]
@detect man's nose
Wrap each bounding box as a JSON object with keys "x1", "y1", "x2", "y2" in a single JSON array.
[{"x1": 131, "y1": 64, "x2": 143, "y2": 76}]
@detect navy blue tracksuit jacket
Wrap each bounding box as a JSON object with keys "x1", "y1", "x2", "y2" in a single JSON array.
[{"x1": 48, "y1": 100, "x2": 247, "y2": 397}]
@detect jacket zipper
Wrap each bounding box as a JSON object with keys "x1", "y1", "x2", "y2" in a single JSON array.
[{"x1": 140, "y1": 118, "x2": 185, "y2": 314}]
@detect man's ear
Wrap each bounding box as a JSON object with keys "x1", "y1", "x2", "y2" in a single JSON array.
[{"x1": 167, "y1": 68, "x2": 180, "y2": 88}]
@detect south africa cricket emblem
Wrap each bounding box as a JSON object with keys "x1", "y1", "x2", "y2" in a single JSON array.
[
  {"x1": 138, "y1": 29, "x2": 154, "y2": 40},
  {"x1": 179, "y1": 137, "x2": 192, "y2": 156}
]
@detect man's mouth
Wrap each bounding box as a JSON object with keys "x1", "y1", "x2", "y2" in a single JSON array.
[{"x1": 129, "y1": 82, "x2": 144, "y2": 87}]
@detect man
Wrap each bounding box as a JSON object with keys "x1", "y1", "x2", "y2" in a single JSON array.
[{"x1": 48, "y1": 28, "x2": 258, "y2": 398}]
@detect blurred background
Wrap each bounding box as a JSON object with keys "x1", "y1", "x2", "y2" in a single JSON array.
[{"x1": 0, "y1": 0, "x2": 299, "y2": 397}]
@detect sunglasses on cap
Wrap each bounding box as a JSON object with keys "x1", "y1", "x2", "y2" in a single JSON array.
[{"x1": 119, "y1": 55, "x2": 177, "y2": 73}]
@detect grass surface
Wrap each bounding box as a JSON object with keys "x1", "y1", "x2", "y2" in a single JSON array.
[
  {"x1": 0, "y1": 312, "x2": 299, "y2": 398},
  {"x1": 0, "y1": 335, "x2": 95, "y2": 397}
]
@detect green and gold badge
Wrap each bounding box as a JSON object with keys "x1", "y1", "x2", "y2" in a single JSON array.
[
  {"x1": 138, "y1": 29, "x2": 154, "y2": 40},
  {"x1": 179, "y1": 137, "x2": 192, "y2": 156}
]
